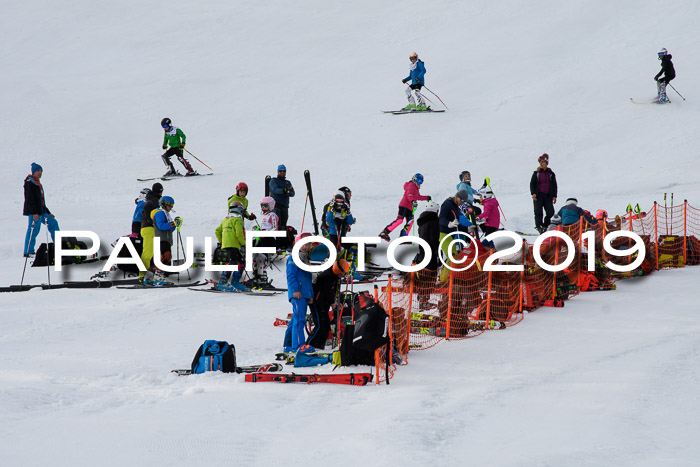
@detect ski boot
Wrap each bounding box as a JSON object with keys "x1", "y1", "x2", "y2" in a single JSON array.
[
  {"x1": 416, "y1": 104, "x2": 430, "y2": 111},
  {"x1": 151, "y1": 270, "x2": 173, "y2": 287},
  {"x1": 403, "y1": 104, "x2": 417, "y2": 111},
  {"x1": 379, "y1": 228, "x2": 391, "y2": 242},
  {"x1": 163, "y1": 167, "x2": 178, "y2": 177},
  {"x1": 185, "y1": 170, "x2": 197, "y2": 176}
]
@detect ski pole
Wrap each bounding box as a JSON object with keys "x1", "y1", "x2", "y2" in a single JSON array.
[
  {"x1": 45, "y1": 219, "x2": 51, "y2": 287},
  {"x1": 668, "y1": 83, "x2": 686, "y2": 101},
  {"x1": 300, "y1": 192, "x2": 309, "y2": 233},
  {"x1": 664, "y1": 193, "x2": 668, "y2": 235},
  {"x1": 183, "y1": 148, "x2": 214, "y2": 172},
  {"x1": 671, "y1": 192, "x2": 674, "y2": 235},
  {"x1": 422, "y1": 86, "x2": 449, "y2": 110},
  {"x1": 176, "y1": 230, "x2": 191, "y2": 281},
  {"x1": 21, "y1": 219, "x2": 40, "y2": 288}
]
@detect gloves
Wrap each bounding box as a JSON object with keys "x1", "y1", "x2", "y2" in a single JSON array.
[
  {"x1": 283, "y1": 187, "x2": 292, "y2": 196},
  {"x1": 476, "y1": 218, "x2": 486, "y2": 225},
  {"x1": 162, "y1": 144, "x2": 167, "y2": 150},
  {"x1": 426, "y1": 196, "x2": 432, "y2": 201},
  {"x1": 248, "y1": 213, "x2": 256, "y2": 220},
  {"x1": 415, "y1": 78, "x2": 421, "y2": 84},
  {"x1": 179, "y1": 143, "x2": 185, "y2": 149},
  {"x1": 402, "y1": 78, "x2": 408, "y2": 84},
  {"x1": 482, "y1": 179, "x2": 488, "y2": 188},
  {"x1": 468, "y1": 225, "x2": 478, "y2": 234},
  {"x1": 173, "y1": 217, "x2": 183, "y2": 231},
  {"x1": 448, "y1": 219, "x2": 460, "y2": 228},
  {"x1": 216, "y1": 242, "x2": 222, "y2": 249}
]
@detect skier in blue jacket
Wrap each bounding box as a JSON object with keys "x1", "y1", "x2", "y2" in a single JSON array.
[
  {"x1": 557, "y1": 198, "x2": 597, "y2": 226},
  {"x1": 402, "y1": 52, "x2": 428, "y2": 111},
  {"x1": 284, "y1": 233, "x2": 314, "y2": 352}
]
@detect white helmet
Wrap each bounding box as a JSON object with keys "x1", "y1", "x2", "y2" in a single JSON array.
[
  {"x1": 481, "y1": 187, "x2": 494, "y2": 199},
  {"x1": 260, "y1": 196, "x2": 275, "y2": 212},
  {"x1": 229, "y1": 201, "x2": 245, "y2": 215},
  {"x1": 424, "y1": 201, "x2": 439, "y2": 213},
  {"x1": 658, "y1": 47, "x2": 668, "y2": 56}
]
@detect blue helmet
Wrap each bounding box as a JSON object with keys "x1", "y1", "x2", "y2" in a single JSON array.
[
  {"x1": 159, "y1": 196, "x2": 174, "y2": 208},
  {"x1": 412, "y1": 173, "x2": 424, "y2": 184}
]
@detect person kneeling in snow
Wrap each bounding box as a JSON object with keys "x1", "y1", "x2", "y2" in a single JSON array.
[{"x1": 215, "y1": 202, "x2": 246, "y2": 291}]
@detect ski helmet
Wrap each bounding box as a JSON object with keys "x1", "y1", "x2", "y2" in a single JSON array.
[
  {"x1": 229, "y1": 200, "x2": 245, "y2": 215},
  {"x1": 332, "y1": 258, "x2": 350, "y2": 276},
  {"x1": 596, "y1": 209, "x2": 608, "y2": 221},
  {"x1": 338, "y1": 186, "x2": 352, "y2": 200},
  {"x1": 135, "y1": 187, "x2": 150, "y2": 204},
  {"x1": 409, "y1": 52, "x2": 418, "y2": 60},
  {"x1": 295, "y1": 232, "x2": 312, "y2": 244},
  {"x1": 424, "y1": 201, "x2": 439, "y2": 213},
  {"x1": 412, "y1": 173, "x2": 424, "y2": 184},
  {"x1": 236, "y1": 182, "x2": 249, "y2": 193},
  {"x1": 260, "y1": 196, "x2": 275, "y2": 212},
  {"x1": 658, "y1": 47, "x2": 668, "y2": 57},
  {"x1": 333, "y1": 191, "x2": 346, "y2": 212},
  {"x1": 161, "y1": 117, "x2": 172, "y2": 128},
  {"x1": 550, "y1": 214, "x2": 562, "y2": 225},
  {"x1": 538, "y1": 153, "x2": 549, "y2": 163},
  {"x1": 159, "y1": 196, "x2": 174, "y2": 208},
  {"x1": 459, "y1": 170, "x2": 471, "y2": 181},
  {"x1": 481, "y1": 187, "x2": 494, "y2": 199},
  {"x1": 566, "y1": 197, "x2": 578, "y2": 206}
]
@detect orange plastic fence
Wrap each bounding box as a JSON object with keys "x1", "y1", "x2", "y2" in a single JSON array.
[{"x1": 374, "y1": 201, "x2": 700, "y2": 384}]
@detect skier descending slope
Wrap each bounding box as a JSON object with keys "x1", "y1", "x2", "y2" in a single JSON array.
[
  {"x1": 402, "y1": 52, "x2": 428, "y2": 111},
  {"x1": 654, "y1": 48, "x2": 675, "y2": 104},
  {"x1": 379, "y1": 174, "x2": 431, "y2": 241},
  {"x1": 160, "y1": 117, "x2": 195, "y2": 176}
]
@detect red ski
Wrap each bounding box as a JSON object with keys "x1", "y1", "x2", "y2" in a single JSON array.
[{"x1": 245, "y1": 372, "x2": 373, "y2": 386}]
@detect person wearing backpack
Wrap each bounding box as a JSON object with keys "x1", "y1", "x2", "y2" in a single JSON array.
[
  {"x1": 142, "y1": 195, "x2": 181, "y2": 286},
  {"x1": 284, "y1": 233, "x2": 314, "y2": 352},
  {"x1": 307, "y1": 259, "x2": 349, "y2": 349},
  {"x1": 23, "y1": 162, "x2": 60, "y2": 257}
]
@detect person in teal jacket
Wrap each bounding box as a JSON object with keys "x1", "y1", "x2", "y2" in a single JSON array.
[
  {"x1": 402, "y1": 53, "x2": 428, "y2": 110},
  {"x1": 160, "y1": 117, "x2": 195, "y2": 176},
  {"x1": 284, "y1": 233, "x2": 314, "y2": 352}
]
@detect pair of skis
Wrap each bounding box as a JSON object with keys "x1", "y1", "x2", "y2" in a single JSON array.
[
  {"x1": 382, "y1": 109, "x2": 446, "y2": 115},
  {"x1": 245, "y1": 372, "x2": 373, "y2": 386},
  {"x1": 137, "y1": 173, "x2": 214, "y2": 182},
  {"x1": 172, "y1": 363, "x2": 284, "y2": 376},
  {"x1": 117, "y1": 281, "x2": 205, "y2": 289}
]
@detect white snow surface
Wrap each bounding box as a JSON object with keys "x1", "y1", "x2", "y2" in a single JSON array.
[{"x1": 2, "y1": 1, "x2": 700, "y2": 465}]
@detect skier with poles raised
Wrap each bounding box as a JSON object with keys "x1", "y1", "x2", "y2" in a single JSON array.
[
  {"x1": 379, "y1": 173, "x2": 431, "y2": 241},
  {"x1": 402, "y1": 52, "x2": 429, "y2": 111},
  {"x1": 654, "y1": 48, "x2": 676, "y2": 104},
  {"x1": 160, "y1": 117, "x2": 195, "y2": 177}
]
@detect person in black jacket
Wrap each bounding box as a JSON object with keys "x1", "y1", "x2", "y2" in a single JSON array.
[
  {"x1": 307, "y1": 259, "x2": 349, "y2": 349},
  {"x1": 654, "y1": 48, "x2": 675, "y2": 104},
  {"x1": 139, "y1": 182, "x2": 163, "y2": 279},
  {"x1": 268, "y1": 164, "x2": 295, "y2": 228},
  {"x1": 414, "y1": 201, "x2": 440, "y2": 309},
  {"x1": 23, "y1": 163, "x2": 60, "y2": 257},
  {"x1": 529, "y1": 153, "x2": 558, "y2": 234}
]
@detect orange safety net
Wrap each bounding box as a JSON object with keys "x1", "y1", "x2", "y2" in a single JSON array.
[{"x1": 373, "y1": 200, "x2": 700, "y2": 384}]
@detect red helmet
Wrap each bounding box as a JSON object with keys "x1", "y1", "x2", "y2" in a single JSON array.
[
  {"x1": 236, "y1": 182, "x2": 248, "y2": 193},
  {"x1": 596, "y1": 209, "x2": 608, "y2": 220}
]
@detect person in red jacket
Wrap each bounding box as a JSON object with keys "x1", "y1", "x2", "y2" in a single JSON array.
[{"x1": 379, "y1": 173, "x2": 431, "y2": 241}]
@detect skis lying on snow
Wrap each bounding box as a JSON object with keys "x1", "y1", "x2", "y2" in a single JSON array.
[
  {"x1": 1, "y1": 279, "x2": 141, "y2": 293},
  {"x1": 190, "y1": 287, "x2": 281, "y2": 296},
  {"x1": 117, "y1": 281, "x2": 205, "y2": 289},
  {"x1": 382, "y1": 109, "x2": 446, "y2": 115},
  {"x1": 172, "y1": 363, "x2": 284, "y2": 376},
  {"x1": 245, "y1": 372, "x2": 373, "y2": 386},
  {"x1": 137, "y1": 173, "x2": 214, "y2": 182}
]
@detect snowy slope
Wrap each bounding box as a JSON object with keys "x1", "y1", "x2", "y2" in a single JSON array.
[{"x1": 1, "y1": 1, "x2": 700, "y2": 465}]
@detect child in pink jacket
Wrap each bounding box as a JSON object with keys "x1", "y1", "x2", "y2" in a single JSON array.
[
  {"x1": 379, "y1": 173, "x2": 431, "y2": 241},
  {"x1": 476, "y1": 187, "x2": 500, "y2": 236}
]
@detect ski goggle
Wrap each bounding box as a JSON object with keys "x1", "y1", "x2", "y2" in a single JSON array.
[
  {"x1": 161, "y1": 201, "x2": 174, "y2": 209},
  {"x1": 261, "y1": 203, "x2": 270, "y2": 211},
  {"x1": 162, "y1": 124, "x2": 170, "y2": 128}
]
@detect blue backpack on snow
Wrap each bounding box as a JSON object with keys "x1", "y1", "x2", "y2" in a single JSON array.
[{"x1": 191, "y1": 340, "x2": 237, "y2": 374}]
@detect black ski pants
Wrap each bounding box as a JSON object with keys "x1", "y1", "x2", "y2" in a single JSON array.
[
  {"x1": 275, "y1": 206, "x2": 289, "y2": 229},
  {"x1": 533, "y1": 194, "x2": 555, "y2": 231}
]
